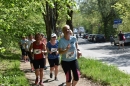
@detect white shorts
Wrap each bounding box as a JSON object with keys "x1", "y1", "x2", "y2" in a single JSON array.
[{"x1": 119, "y1": 41, "x2": 124, "y2": 44}]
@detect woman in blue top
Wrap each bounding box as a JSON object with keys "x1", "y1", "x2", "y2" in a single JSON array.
[
  {"x1": 46, "y1": 33, "x2": 59, "y2": 80},
  {"x1": 58, "y1": 25, "x2": 82, "y2": 86}
]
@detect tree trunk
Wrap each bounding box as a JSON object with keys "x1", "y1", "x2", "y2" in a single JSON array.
[
  {"x1": 42, "y1": 1, "x2": 58, "y2": 41},
  {"x1": 66, "y1": 5, "x2": 73, "y2": 31}
]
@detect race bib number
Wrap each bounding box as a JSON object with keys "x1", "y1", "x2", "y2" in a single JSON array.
[
  {"x1": 34, "y1": 49, "x2": 41, "y2": 54},
  {"x1": 51, "y1": 48, "x2": 57, "y2": 52},
  {"x1": 66, "y1": 52, "x2": 74, "y2": 58}
]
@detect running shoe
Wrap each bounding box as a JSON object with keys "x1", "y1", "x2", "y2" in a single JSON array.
[
  {"x1": 39, "y1": 81, "x2": 44, "y2": 86},
  {"x1": 44, "y1": 66, "x2": 47, "y2": 70},
  {"x1": 50, "y1": 73, "x2": 53, "y2": 78},
  {"x1": 35, "y1": 77, "x2": 39, "y2": 85},
  {"x1": 55, "y1": 77, "x2": 58, "y2": 81}
]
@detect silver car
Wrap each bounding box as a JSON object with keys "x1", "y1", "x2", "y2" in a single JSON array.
[{"x1": 114, "y1": 32, "x2": 130, "y2": 45}]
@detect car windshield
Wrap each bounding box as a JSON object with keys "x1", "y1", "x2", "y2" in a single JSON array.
[{"x1": 125, "y1": 33, "x2": 130, "y2": 38}]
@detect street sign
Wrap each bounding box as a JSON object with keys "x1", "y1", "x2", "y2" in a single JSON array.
[
  {"x1": 114, "y1": 19, "x2": 122, "y2": 24},
  {"x1": 113, "y1": 24, "x2": 118, "y2": 28}
]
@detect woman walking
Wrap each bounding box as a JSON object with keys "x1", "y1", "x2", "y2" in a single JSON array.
[
  {"x1": 29, "y1": 33, "x2": 47, "y2": 86},
  {"x1": 46, "y1": 33, "x2": 60, "y2": 80},
  {"x1": 58, "y1": 25, "x2": 82, "y2": 86}
]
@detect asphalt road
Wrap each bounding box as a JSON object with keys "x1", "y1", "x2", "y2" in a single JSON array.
[{"x1": 78, "y1": 37, "x2": 130, "y2": 74}]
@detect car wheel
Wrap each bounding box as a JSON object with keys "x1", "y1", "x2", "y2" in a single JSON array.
[{"x1": 114, "y1": 42, "x2": 117, "y2": 46}]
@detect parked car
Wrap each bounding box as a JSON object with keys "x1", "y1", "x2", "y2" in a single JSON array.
[
  {"x1": 73, "y1": 28, "x2": 78, "y2": 34},
  {"x1": 93, "y1": 34, "x2": 106, "y2": 42},
  {"x1": 114, "y1": 32, "x2": 130, "y2": 45},
  {"x1": 87, "y1": 34, "x2": 93, "y2": 41},
  {"x1": 82, "y1": 33, "x2": 88, "y2": 39},
  {"x1": 91, "y1": 34, "x2": 97, "y2": 42},
  {"x1": 88, "y1": 34, "x2": 96, "y2": 42}
]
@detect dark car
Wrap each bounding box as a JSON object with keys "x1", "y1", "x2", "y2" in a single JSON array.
[
  {"x1": 82, "y1": 33, "x2": 88, "y2": 39},
  {"x1": 93, "y1": 34, "x2": 106, "y2": 42}
]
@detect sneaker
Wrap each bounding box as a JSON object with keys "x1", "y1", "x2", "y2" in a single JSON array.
[
  {"x1": 35, "y1": 77, "x2": 39, "y2": 85},
  {"x1": 55, "y1": 77, "x2": 58, "y2": 81},
  {"x1": 39, "y1": 81, "x2": 44, "y2": 86},
  {"x1": 44, "y1": 66, "x2": 47, "y2": 70},
  {"x1": 50, "y1": 73, "x2": 53, "y2": 78}
]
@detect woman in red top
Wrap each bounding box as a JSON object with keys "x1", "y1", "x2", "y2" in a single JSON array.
[{"x1": 29, "y1": 33, "x2": 47, "y2": 86}]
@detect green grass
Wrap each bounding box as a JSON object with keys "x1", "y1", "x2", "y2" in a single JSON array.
[
  {"x1": 78, "y1": 57, "x2": 130, "y2": 86},
  {"x1": 0, "y1": 53, "x2": 29, "y2": 86}
]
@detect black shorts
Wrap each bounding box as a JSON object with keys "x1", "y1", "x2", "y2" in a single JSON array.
[
  {"x1": 48, "y1": 58, "x2": 59, "y2": 67},
  {"x1": 21, "y1": 49, "x2": 27, "y2": 56},
  {"x1": 61, "y1": 60, "x2": 80, "y2": 82},
  {"x1": 33, "y1": 58, "x2": 45, "y2": 69}
]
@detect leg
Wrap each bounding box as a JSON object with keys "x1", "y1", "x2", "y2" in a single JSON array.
[
  {"x1": 70, "y1": 60, "x2": 80, "y2": 86},
  {"x1": 48, "y1": 59, "x2": 54, "y2": 78},
  {"x1": 44, "y1": 55, "x2": 47, "y2": 70},
  {"x1": 39, "y1": 58, "x2": 45, "y2": 86},
  {"x1": 119, "y1": 42, "x2": 121, "y2": 49},
  {"x1": 54, "y1": 65, "x2": 58, "y2": 80},
  {"x1": 39, "y1": 68, "x2": 44, "y2": 81},
  {"x1": 28, "y1": 52, "x2": 34, "y2": 71},
  {"x1": 122, "y1": 42, "x2": 124, "y2": 50},
  {"x1": 54, "y1": 58, "x2": 59, "y2": 80},
  {"x1": 61, "y1": 61, "x2": 72, "y2": 86},
  {"x1": 33, "y1": 60, "x2": 40, "y2": 85},
  {"x1": 35, "y1": 69, "x2": 40, "y2": 78}
]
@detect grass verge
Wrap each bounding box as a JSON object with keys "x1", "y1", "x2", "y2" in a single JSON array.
[
  {"x1": 78, "y1": 57, "x2": 130, "y2": 86},
  {"x1": 0, "y1": 53, "x2": 29, "y2": 86}
]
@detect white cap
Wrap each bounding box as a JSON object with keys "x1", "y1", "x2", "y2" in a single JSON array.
[{"x1": 51, "y1": 33, "x2": 57, "y2": 37}]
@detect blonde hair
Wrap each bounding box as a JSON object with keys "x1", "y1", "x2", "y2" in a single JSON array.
[{"x1": 62, "y1": 25, "x2": 70, "y2": 32}]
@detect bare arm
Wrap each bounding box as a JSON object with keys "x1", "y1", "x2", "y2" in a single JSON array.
[
  {"x1": 29, "y1": 43, "x2": 33, "y2": 52},
  {"x1": 42, "y1": 43, "x2": 47, "y2": 54},
  {"x1": 75, "y1": 42, "x2": 78, "y2": 49},
  {"x1": 46, "y1": 47, "x2": 52, "y2": 54},
  {"x1": 58, "y1": 44, "x2": 70, "y2": 54}
]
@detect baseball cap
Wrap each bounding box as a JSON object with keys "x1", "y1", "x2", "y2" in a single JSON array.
[{"x1": 51, "y1": 33, "x2": 57, "y2": 37}]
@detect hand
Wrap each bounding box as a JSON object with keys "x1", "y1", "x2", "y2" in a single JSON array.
[
  {"x1": 66, "y1": 44, "x2": 71, "y2": 50},
  {"x1": 49, "y1": 51, "x2": 52, "y2": 54},
  {"x1": 56, "y1": 51, "x2": 59, "y2": 55},
  {"x1": 77, "y1": 51, "x2": 82, "y2": 59}
]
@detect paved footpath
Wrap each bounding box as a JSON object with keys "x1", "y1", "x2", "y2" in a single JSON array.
[{"x1": 20, "y1": 60, "x2": 101, "y2": 86}]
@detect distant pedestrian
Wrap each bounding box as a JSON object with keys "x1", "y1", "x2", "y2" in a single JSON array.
[
  {"x1": 110, "y1": 35, "x2": 114, "y2": 46},
  {"x1": 79, "y1": 32, "x2": 81, "y2": 37},
  {"x1": 29, "y1": 33, "x2": 47, "y2": 86},
  {"x1": 76, "y1": 34, "x2": 78, "y2": 40},
  {"x1": 58, "y1": 25, "x2": 82, "y2": 86},
  {"x1": 46, "y1": 33, "x2": 59, "y2": 80},
  {"x1": 41, "y1": 33, "x2": 48, "y2": 70},
  {"x1": 26, "y1": 34, "x2": 35, "y2": 72},
  {"x1": 118, "y1": 31, "x2": 125, "y2": 49},
  {"x1": 20, "y1": 36, "x2": 28, "y2": 62}
]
